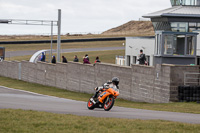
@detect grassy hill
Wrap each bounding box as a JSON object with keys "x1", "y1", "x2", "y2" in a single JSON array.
[{"x1": 102, "y1": 20, "x2": 154, "y2": 36}]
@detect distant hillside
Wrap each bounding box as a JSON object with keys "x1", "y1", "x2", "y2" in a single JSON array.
[{"x1": 102, "y1": 21, "x2": 154, "y2": 36}]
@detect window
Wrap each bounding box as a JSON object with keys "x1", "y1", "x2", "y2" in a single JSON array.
[
  {"x1": 189, "y1": 28, "x2": 197, "y2": 32},
  {"x1": 198, "y1": 0, "x2": 200, "y2": 5},
  {"x1": 127, "y1": 55, "x2": 130, "y2": 66},
  {"x1": 146, "y1": 56, "x2": 150, "y2": 66},
  {"x1": 189, "y1": 22, "x2": 196, "y2": 27},
  {"x1": 164, "y1": 35, "x2": 173, "y2": 55},
  {"x1": 155, "y1": 34, "x2": 158, "y2": 55},
  {"x1": 171, "y1": 22, "x2": 188, "y2": 32},
  {"x1": 197, "y1": 56, "x2": 200, "y2": 65},
  {"x1": 171, "y1": 0, "x2": 200, "y2": 6},
  {"x1": 171, "y1": 0, "x2": 181, "y2": 6},
  {"x1": 156, "y1": 32, "x2": 197, "y2": 57},
  {"x1": 155, "y1": 34, "x2": 161, "y2": 55},
  {"x1": 173, "y1": 35, "x2": 186, "y2": 55},
  {"x1": 164, "y1": 34, "x2": 188, "y2": 56},
  {"x1": 132, "y1": 56, "x2": 137, "y2": 64},
  {"x1": 183, "y1": 0, "x2": 194, "y2": 5},
  {"x1": 189, "y1": 22, "x2": 200, "y2": 32},
  {"x1": 173, "y1": 36, "x2": 177, "y2": 54},
  {"x1": 182, "y1": 0, "x2": 200, "y2": 5},
  {"x1": 198, "y1": 23, "x2": 200, "y2": 30},
  {"x1": 171, "y1": 0, "x2": 175, "y2": 5},
  {"x1": 186, "y1": 36, "x2": 195, "y2": 55},
  {"x1": 171, "y1": 22, "x2": 178, "y2": 32}
]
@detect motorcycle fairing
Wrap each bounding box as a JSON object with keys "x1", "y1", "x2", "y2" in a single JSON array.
[{"x1": 98, "y1": 88, "x2": 115, "y2": 103}]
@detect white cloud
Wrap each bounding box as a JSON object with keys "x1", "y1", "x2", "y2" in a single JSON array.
[{"x1": 0, "y1": 0, "x2": 171, "y2": 35}]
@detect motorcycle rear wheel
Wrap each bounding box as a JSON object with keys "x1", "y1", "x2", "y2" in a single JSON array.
[
  {"x1": 87, "y1": 98, "x2": 95, "y2": 110},
  {"x1": 104, "y1": 96, "x2": 115, "y2": 111}
]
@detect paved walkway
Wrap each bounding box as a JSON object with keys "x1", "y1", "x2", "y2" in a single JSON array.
[{"x1": 0, "y1": 86, "x2": 200, "y2": 124}]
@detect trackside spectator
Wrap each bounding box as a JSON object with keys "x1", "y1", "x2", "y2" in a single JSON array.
[
  {"x1": 40, "y1": 52, "x2": 46, "y2": 62},
  {"x1": 85, "y1": 54, "x2": 89, "y2": 61},
  {"x1": 137, "y1": 49, "x2": 146, "y2": 65},
  {"x1": 83, "y1": 56, "x2": 91, "y2": 64},
  {"x1": 52, "y1": 56, "x2": 56, "y2": 64},
  {"x1": 62, "y1": 56, "x2": 68, "y2": 63},
  {"x1": 73, "y1": 55, "x2": 79, "y2": 62},
  {"x1": 95, "y1": 56, "x2": 101, "y2": 63}
]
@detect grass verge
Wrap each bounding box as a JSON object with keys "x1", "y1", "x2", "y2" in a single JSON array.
[
  {"x1": 0, "y1": 76, "x2": 200, "y2": 114},
  {"x1": 6, "y1": 50, "x2": 125, "y2": 64},
  {"x1": 1, "y1": 40, "x2": 124, "y2": 51},
  {"x1": 0, "y1": 109, "x2": 200, "y2": 133}
]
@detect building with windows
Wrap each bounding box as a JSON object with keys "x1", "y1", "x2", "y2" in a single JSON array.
[
  {"x1": 125, "y1": 0, "x2": 200, "y2": 66},
  {"x1": 125, "y1": 36, "x2": 155, "y2": 66}
]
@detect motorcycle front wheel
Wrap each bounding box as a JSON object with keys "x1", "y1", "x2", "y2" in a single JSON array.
[
  {"x1": 104, "y1": 96, "x2": 115, "y2": 111},
  {"x1": 87, "y1": 97, "x2": 95, "y2": 110}
]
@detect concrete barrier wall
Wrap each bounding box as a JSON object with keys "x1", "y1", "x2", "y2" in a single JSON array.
[
  {"x1": 1, "y1": 60, "x2": 199, "y2": 103},
  {"x1": 0, "y1": 61, "x2": 20, "y2": 80},
  {"x1": 169, "y1": 65, "x2": 200, "y2": 101}
]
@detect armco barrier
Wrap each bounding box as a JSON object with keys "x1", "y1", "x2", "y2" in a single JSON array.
[
  {"x1": 0, "y1": 37, "x2": 125, "y2": 44},
  {"x1": 0, "y1": 60, "x2": 199, "y2": 103}
]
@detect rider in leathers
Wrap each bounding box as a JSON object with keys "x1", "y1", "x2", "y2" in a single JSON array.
[{"x1": 92, "y1": 77, "x2": 119, "y2": 104}]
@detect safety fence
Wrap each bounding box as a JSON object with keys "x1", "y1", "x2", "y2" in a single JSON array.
[{"x1": 184, "y1": 72, "x2": 200, "y2": 85}]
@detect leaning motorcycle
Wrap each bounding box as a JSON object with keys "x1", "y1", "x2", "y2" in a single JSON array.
[{"x1": 87, "y1": 87, "x2": 120, "y2": 111}]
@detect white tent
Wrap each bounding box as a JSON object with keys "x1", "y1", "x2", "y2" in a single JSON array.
[{"x1": 29, "y1": 50, "x2": 50, "y2": 63}]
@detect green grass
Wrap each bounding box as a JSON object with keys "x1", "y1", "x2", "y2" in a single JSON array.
[
  {"x1": 62, "y1": 50, "x2": 125, "y2": 64},
  {"x1": 1, "y1": 40, "x2": 124, "y2": 51},
  {"x1": 6, "y1": 55, "x2": 32, "y2": 62},
  {"x1": 0, "y1": 76, "x2": 200, "y2": 114},
  {"x1": 6, "y1": 50, "x2": 125, "y2": 64},
  {"x1": 0, "y1": 109, "x2": 200, "y2": 133}
]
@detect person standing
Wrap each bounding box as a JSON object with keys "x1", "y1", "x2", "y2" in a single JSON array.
[
  {"x1": 73, "y1": 55, "x2": 79, "y2": 62},
  {"x1": 52, "y1": 56, "x2": 56, "y2": 64},
  {"x1": 137, "y1": 49, "x2": 146, "y2": 65},
  {"x1": 62, "y1": 56, "x2": 68, "y2": 63},
  {"x1": 40, "y1": 52, "x2": 46, "y2": 62}
]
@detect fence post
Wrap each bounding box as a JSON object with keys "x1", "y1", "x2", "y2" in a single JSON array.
[{"x1": 18, "y1": 62, "x2": 21, "y2": 80}]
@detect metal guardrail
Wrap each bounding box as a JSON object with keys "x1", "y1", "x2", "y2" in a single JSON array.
[
  {"x1": 184, "y1": 72, "x2": 200, "y2": 85},
  {"x1": 0, "y1": 37, "x2": 126, "y2": 44}
]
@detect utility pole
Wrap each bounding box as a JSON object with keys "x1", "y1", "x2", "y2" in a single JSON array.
[
  {"x1": 50, "y1": 21, "x2": 53, "y2": 63},
  {"x1": 57, "y1": 9, "x2": 61, "y2": 62}
]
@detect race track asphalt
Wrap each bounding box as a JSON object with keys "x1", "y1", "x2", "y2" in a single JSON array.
[{"x1": 0, "y1": 86, "x2": 200, "y2": 124}]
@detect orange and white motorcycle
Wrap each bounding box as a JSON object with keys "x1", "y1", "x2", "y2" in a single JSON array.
[{"x1": 87, "y1": 85, "x2": 120, "y2": 111}]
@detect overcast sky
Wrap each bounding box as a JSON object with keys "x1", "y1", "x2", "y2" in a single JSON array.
[{"x1": 0, "y1": 0, "x2": 171, "y2": 35}]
